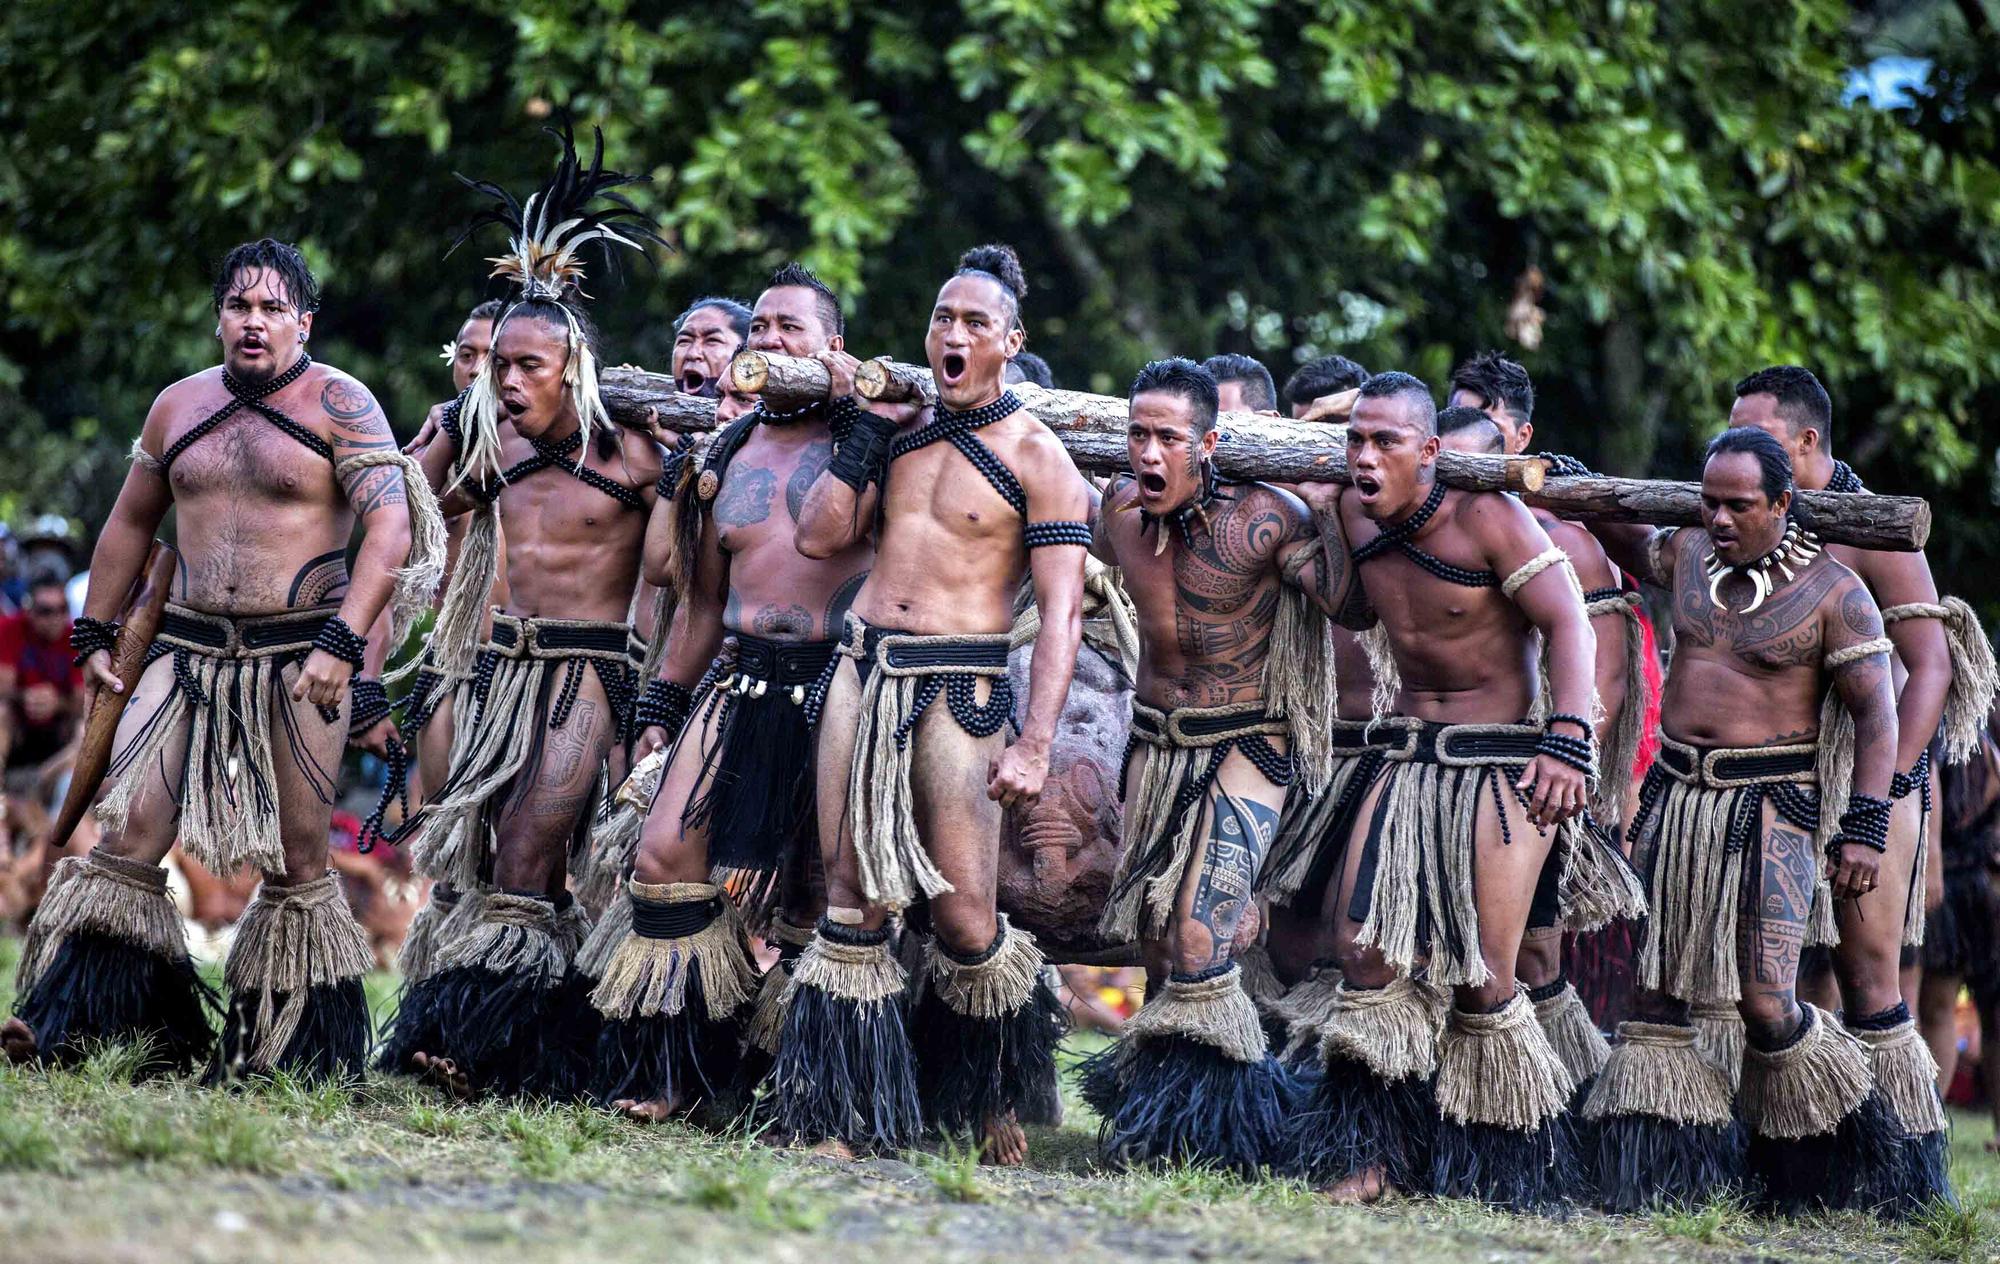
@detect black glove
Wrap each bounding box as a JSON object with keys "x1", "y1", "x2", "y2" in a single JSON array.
[{"x1": 827, "y1": 409, "x2": 900, "y2": 493}]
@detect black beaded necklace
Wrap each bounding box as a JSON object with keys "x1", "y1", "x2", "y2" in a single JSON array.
[
  {"x1": 163, "y1": 351, "x2": 330, "y2": 471},
  {"x1": 1826, "y1": 459, "x2": 1866, "y2": 494},
  {"x1": 1350, "y1": 479, "x2": 1497, "y2": 587},
  {"x1": 1135, "y1": 460, "x2": 1235, "y2": 556},
  {"x1": 891, "y1": 389, "x2": 1026, "y2": 514}
]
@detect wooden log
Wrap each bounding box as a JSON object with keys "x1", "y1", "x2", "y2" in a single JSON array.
[
  {"x1": 595, "y1": 370, "x2": 1930, "y2": 550},
  {"x1": 51, "y1": 542, "x2": 177, "y2": 849},
  {"x1": 728, "y1": 350, "x2": 831, "y2": 411},
  {"x1": 854, "y1": 357, "x2": 934, "y2": 404}
]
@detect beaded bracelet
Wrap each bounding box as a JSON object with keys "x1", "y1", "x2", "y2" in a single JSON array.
[
  {"x1": 1830, "y1": 793, "x2": 1894, "y2": 856},
  {"x1": 1889, "y1": 748, "x2": 1933, "y2": 801},
  {"x1": 1535, "y1": 727, "x2": 1599, "y2": 777},
  {"x1": 656, "y1": 451, "x2": 685, "y2": 500},
  {"x1": 348, "y1": 678, "x2": 392, "y2": 737},
  {"x1": 1544, "y1": 712, "x2": 1592, "y2": 736},
  {"x1": 312, "y1": 615, "x2": 368, "y2": 669},
  {"x1": 70, "y1": 615, "x2": 121, "y2": 666},
  {"x1": 634, "y1": 679, "x2": 695, "y2": 735}
]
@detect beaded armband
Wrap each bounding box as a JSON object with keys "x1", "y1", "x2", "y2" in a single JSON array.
[
  {"x1": 1023, "y1": 520, "x2": 1093, "y2": 549},
  {"x1": 1535, "y1": 726, "x2": 1599, "y2": 778},
  {"x1": 828, "y1": 410, "x2": 899, "y2": 493}
]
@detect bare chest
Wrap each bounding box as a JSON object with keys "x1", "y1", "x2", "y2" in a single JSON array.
[
  {"x1": 1671, "y1": 564, "x2": 1827, "y2": 672},
  {"x1": 496, "y1": 467, "x2": 641, "y2": 554},
  {"x1": 167, "y1": 412, "x2": 332, "y2": 503},
  {"x1": 885, "y1": 441, "x2": 1021, "y2": 541},
  {"x1": 713, "y1": 433, "x2": 833, "y2": 554}
]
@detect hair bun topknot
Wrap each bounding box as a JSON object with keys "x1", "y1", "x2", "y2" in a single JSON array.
[{"x1": 958, "y1": 243, "x2": 1028, "y2": 299}]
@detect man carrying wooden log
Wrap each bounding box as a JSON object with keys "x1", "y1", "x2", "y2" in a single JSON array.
[
  {"x1": 1582, "y1": 426, "x2": 1910, "y2": 1215},
  {"x1": 1441, "y1": 358, "x2": 1651, "y2": 1123},
  {"x1": 4, "y1": 238, "x2": 441, "y2": 1079},
  {"x1": 776, "y1": 243, "x2": 1088, "y2": 1165},
  {"x1": 376, "y1": 127, "x2": 666, "y2": 1099},
  {"x1": 1076, "y1": 358, "x2": 1350, "y2": 1172},
  {"x1": 1733, "y1": 365, "x2": 1996, "y2": 1211},
  {"x1": 583, "y1": 262, "x2": 873, "y2": 1122},
  {"x1": 1290, "y1": 372, "x2": 1599, "y2": 1211}
]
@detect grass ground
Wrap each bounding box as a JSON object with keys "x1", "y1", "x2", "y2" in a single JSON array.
[{"x1": 1, "y1": 935, "x2": 1995, "y2": 1264}]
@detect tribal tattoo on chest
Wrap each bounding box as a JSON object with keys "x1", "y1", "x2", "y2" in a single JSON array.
[
  {"x1": 714, "y1": 465, "x2": 777, "y2": 529},
  {"x1": 1673, "y1": 541, "x2": 1839, "y2": 668}
]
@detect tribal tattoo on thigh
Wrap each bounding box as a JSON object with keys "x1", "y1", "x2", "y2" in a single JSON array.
[
  {"x1": 1188, "y1": 794, "x2": 1278, "y2": 968},
  {"x1": 539, "y1": 697, "x2": 601, "y2": 790},
  {"x1": 1748, "y1": 820, "x2": 1816, "y2": 992}
]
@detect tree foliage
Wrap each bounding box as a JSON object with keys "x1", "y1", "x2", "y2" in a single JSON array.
[{"x1": 1, "y1": 0, "x2": 1995, "y2": 600}]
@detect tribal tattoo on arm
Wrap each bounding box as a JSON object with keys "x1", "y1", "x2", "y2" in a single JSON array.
[{"x1": 324, "y1": 378, "x2": 407, "y2": 517}]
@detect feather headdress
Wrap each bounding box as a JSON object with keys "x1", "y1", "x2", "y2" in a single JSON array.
[{"x1": 448, "y1": 121, "x2": 667, "y2": 486}]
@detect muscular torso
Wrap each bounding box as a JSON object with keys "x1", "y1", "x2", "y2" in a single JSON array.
[
  {"x1": 1340, "y1": 488, "x2": 1539, "y2": 723},
  {"x1": 852, "y1": 409, "x2": 1043, "y2": 635},
  {"x1": 1104, "y1": 480, "x2": 1290, "y2": 711},
  {"x1": 492, "y1": 428, "x2": 654, "y2": 624},
  {"x1": 157, "y1": 365, "x2": 358, "y2": 615},
  {"x1": 712, "y1": 420, "x2": 870, "y2": 640},
  {"x1": 1659, "y1": 529, "x2": 1856, "y2": 747}
]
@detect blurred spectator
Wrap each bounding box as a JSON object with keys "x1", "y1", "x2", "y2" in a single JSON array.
[
  {"x1": 0, "y1": 525, "x2": 22, "y2": 615},
  {"x1": 19, "y1": 514, "x2": 79, "y2": 586},
  {"x1": 1005, "y1": 351, "x2": 1055, "y2": 388},
  {"x1": 0, "y1": 573, "x2": 84, "y2": 811}
]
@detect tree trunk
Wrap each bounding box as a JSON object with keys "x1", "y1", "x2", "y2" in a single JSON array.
[{"x1": 596, "y1": 370, "x2": 1930, "y2": 549}]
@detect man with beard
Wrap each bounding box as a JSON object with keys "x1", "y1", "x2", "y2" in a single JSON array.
[
  {"x1": 583, "y1": 263, "x2": 873, "y2": 1122},
  {"x1": 1078, "y1": 358, "x2": 1346, "y2": 1172},
  {"x1": 378, "y1": 128, "x2": 666, "y2": 1099},
  {"x1": 1583, "y1": 427, "x2": 1908, "y2": 1215},
  {"x1": 1291, "y1": 372, "x2": 1598, "y2": 1211},
  {"x1": 5, "y1": 238, "x2": 439, "y2": 1079},
  {"x1": 780, "y1": 243, "x2": 1089, "y2": 1165},
  {"x1": 1732, "y1": 365, "x2": 1995, "y2": 1208}
]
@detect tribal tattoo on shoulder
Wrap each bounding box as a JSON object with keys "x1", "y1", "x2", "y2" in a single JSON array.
[
  {"x1": 324, "y1": 377, "x2": 407, "y2": 516},
  {"x1": 1673, "y1": 545, "x2": 1840, "y2": 667}
]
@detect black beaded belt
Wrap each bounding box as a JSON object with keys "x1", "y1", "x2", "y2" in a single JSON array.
[
  {"x1": 1656, "y1": 737, "x2": 1816, "y2": 789},
  {"x1": 155, "y1": 603, "x2": 339, "y2": 659}
]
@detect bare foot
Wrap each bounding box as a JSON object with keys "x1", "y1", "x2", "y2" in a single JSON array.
[
  {"x1": 410, "y1": 1050, "x2": 472, "y2": 1099},
  {"x1": 1322, "y1": 1166, "x2": 1386, "y2": 1204},
  {"x1": 1, "y1": 1017, "x2": 36, "y2": 1064},
  {"x1": 980, "y1": 1111, "x2": 1028, "y2": 1167},
  {"x1": 808, "y1": 1137, "x2": 857, "y2": 1161},
  {"x1": 612, "y1": 1096, "x2": 682, "y2": 1124}
]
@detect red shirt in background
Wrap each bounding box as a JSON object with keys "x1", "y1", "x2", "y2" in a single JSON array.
[{"x1": 0, "y1": 609, "x2": 82, "y2": 765}]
